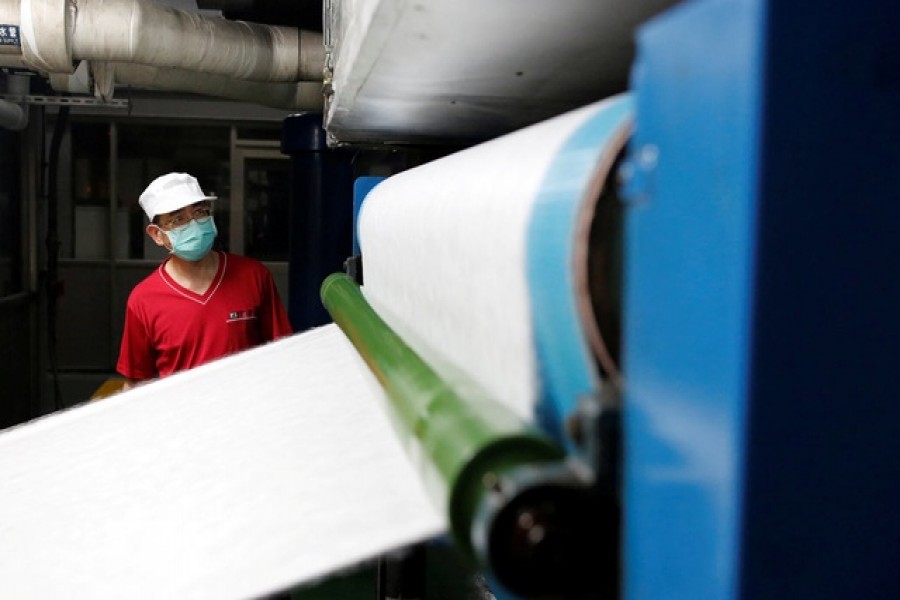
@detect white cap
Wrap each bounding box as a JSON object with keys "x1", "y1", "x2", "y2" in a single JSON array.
[{"x1": 139, "y1": 172, "x2": 217, "y2": 221}]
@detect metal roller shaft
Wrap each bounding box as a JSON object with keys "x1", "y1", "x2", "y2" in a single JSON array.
[{"x1": 321, "y1": 273, "x2": 614, "y2": 598}]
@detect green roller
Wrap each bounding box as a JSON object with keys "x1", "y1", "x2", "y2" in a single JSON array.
[{"x1": 321, "y1": 273, "x2": 610, "y2": 598}]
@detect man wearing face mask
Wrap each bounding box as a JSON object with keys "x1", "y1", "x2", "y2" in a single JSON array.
[{"x1": 116, "y1": 172, "x2": 293, "y2": 388}]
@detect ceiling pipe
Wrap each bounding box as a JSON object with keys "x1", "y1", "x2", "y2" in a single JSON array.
[
  {"x1": 100, "y1": 61, "x2": 324, "y2": 111},
  {"x1": 0, "y1": 0, "x2": 324, "y2": 110},
  {"x1": 0, "y1": 72, "x2": 29, "y2": 130},
  {"x1": 0, "y1": 1, "x2": 26, "y2": 69},
  {"x1": 0, "y1": 100, "x2": 27, "y2": 130},
  {"x1": 15, "y1": 0, "x2": 324, "y2": 82}
]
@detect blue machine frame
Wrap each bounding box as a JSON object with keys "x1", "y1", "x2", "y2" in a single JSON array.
[{"x1": 622, "y1": 0, "x2": 900, "y2": 598}]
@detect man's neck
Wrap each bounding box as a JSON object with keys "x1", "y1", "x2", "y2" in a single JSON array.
[{"x1": 164, "y1": 251, "x2": 220, "y2": 295}]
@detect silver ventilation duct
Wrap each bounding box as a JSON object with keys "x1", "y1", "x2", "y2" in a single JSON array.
[{"x1": 1, "y1": 0, "x2": 324, "y2": 111}]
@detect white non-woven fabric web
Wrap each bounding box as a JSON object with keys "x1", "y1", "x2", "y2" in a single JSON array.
[
  {"x1": 359, "y1": 101, "x2": 610, "y2": 422},
  {"x1": 0, "y1": 325, "x2": 444, "y2": 599}
]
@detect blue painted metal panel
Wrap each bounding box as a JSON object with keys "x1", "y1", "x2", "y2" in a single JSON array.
[
  {"x1": 623, "y1": 0, "x2": 900, "y2": 598},
  {"x1": 741, "y1": 1, "x2": 900, "y2": 598},
  {"x1": 622, "y1": 1, "x2": 764, "y2": 598}
]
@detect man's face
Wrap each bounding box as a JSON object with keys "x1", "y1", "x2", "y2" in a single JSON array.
[{"x1": 147, "y1": 201, "x2": 214, "y2": 250}]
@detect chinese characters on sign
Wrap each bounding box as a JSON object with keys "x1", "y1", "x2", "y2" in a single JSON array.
[{"x1": 0, "y1": 25, "x2": 20, "y2": 47}]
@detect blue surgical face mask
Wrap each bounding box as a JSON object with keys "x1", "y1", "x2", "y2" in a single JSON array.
[{"x1": 164, "y1": 216, "x2": 217, "y2": 261}]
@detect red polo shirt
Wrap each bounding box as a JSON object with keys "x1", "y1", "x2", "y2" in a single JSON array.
[{"x1": 116, "y1": 251, "x2": 293, "y2": 381}]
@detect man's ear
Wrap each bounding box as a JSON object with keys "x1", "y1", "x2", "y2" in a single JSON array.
[{"x1": 146, "y1": 224, "x2": 171, "y2": 249}]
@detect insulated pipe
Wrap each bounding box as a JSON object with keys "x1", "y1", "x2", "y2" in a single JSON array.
[
  {"x1": 0, "y1": 2, "x2": 27, "y2": 68},
  {"x1": 0, "y1": 73, "x2": 29, "y2": 130},
  {"x1": 16, "y1": 0, "x2": 324, "y2": 81},
  {"x1": 321, "y1": 273, "x2": 611, "y2": 598},
  {"x1": 105, "y1": 62, "x2": 324, "y2": 111},
  {"x1": 0, "y1": 99, "x2": 27, "y2": 130},
  {"x1": 17, "y1": 0, "x2": 70, "y2": 73}
]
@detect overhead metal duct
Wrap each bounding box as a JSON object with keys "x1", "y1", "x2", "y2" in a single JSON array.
[
  {"x1": 100, "y1": 61, "x2": 323, "y2": 110},
  {"x1": 1, "y1": 0, "x2": 324, "y2": 110}
]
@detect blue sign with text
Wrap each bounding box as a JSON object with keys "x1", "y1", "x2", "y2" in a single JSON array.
[{"x1": 0, "y1": 25, "x2": 20, "y2": 46}]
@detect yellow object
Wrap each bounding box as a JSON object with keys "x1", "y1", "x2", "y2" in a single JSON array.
[{"x1": 90, "y1": 377, "x2": 128, "y2": 400}]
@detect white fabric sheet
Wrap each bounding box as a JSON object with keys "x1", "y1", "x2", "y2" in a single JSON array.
[
  {"x1": 0, "y1": 325, "x2": 445, "y2": 599},
  {"x1": 359, "y1": 102, "x2": 606, "y2": 421}
]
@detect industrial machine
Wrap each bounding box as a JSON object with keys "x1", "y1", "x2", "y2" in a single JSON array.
[
  {"x1": 0, "y1": 0, "x2": 897, "y2": 599},
  {"x1": 299, "y1": 1, "x2": 900, "y2": 596},
  {"x1": 318, "y1": 93, "x2": 634, "y2": 598}
]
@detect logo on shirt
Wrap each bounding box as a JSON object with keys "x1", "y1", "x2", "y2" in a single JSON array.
[{"x1": 227, "y1": 308, "x2": 258, "y2": 323}]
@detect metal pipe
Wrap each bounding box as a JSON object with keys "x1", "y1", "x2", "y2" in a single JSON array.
[
  {"x1": 16, "y1": 0, "x2": 324, "y2": 81},
  {"x1": 0, "y1": 73, "x2": 29, "y2": 130},
  {"x1": 0, "y1": 99, "x2": 27, "y2": 130},
  {"x1": 106, "y1": 62, "x2": 323, "y2": 111},
  {"x1": 2, "y1": 0, "x2": 324, "y2": 108}
]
